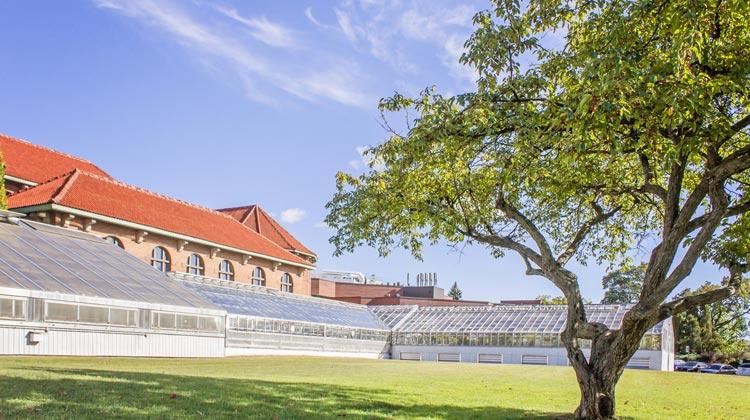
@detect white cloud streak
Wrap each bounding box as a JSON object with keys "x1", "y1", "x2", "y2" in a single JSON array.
[
  {"x1": 214, "y1": 6, "x2": 298, "y2": 49},
  {"x1": 94, "y1": 0, "x2": 372, "y2": 107}
]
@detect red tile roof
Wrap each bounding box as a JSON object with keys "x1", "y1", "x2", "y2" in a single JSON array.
[
  {"x1": 8, "y1": 170, "x2": 313, "y2": 267},
  {"x1": 0, "y1": 133, "x2": 111, "y2": 184},
  {"x1": 217, "y1": 205, "x2": 316, "y2": 257}
]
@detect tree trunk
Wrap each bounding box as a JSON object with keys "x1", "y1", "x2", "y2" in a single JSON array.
[
  {"x1": 567, "y1": 328, "x2": 645, "y2": 419},
  {"x1": 572, "y1": 363, "x2": 618, "y2": 419}
]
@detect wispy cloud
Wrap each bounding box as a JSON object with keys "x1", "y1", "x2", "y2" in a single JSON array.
[
  {"x1": 281, "y1": 208, "x2": 306, "y2": 224},
  {"x1": 214, "y1": 6, "x2": 298, "y2": 49},
  {"x1": 94, "y1": 0, "x2": 372, "y2": 107},
  {"x1": 309, "y1": 0, "x2": 479, "y2": 87}
]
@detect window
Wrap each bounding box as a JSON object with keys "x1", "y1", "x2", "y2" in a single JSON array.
[
  {"x1": 280, "y1": 273, "x2": 293, "y2": 293},
  {"x1": 251, "y1": 267, "x2": 266, "y2": 286},
  {"x1": 0, "y1": 297, "x2": 26, "y2": 320},
  {"x1": 45, "y1": 302, "x2": 137, "y2": 327},
  {"x1": 151, "y1": 246, "x2": 171, "y2": 272},
  {"x1": 104, "y1": 236, "x2": 124, "y2": 248},
  {"x1": 218, "y1": 260, "x2": 234, "y2": 281},
  {"x1": 151, "y1": 311, "x2": 221, "y2": 333},
  {"x1": 186, "y1": 254, "x2": 205, "y2": 275}
]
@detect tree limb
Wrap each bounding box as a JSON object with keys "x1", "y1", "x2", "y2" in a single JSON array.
[
  {"x1": 557, "y1": 202, "x2": 622, "y2": 266},
  {"x1": 657, "y1": 264, "x2": 746, "y2": 322},
  {"x1": 686, "y1": 200, "x2": 750, "y2": 233},
  {"x1": 495, "y1": 192, "x2": 555, "y2": 262}
]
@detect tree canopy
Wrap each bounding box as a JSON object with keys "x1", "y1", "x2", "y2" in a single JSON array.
[{"x1": 326, "y1": 0, "x2": 750, "y2": 417}]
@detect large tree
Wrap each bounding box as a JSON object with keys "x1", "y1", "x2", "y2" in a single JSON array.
[{"x1": 325, "y1": 0, "x2": 750, "y2": 418}]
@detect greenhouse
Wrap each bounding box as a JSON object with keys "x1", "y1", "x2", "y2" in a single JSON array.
[
  {"x1": 0, "y1": 211, "x2": 226, "y2": 357},
  {"x1": 371, "y1": 305, "x2": 674, "y2": 370},
  {"x1": 172, "y1": 273, "x2": 391, "y2": 357}
]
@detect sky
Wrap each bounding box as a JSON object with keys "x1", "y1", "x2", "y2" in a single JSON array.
[{"x1": 0, "y1": 0, "x2": 724, "y2": 302}]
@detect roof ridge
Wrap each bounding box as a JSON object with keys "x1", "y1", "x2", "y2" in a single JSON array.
[
  {"x1": 253, "y1": 206, "x2": 262, "y2": 235},
  {"x1": 51, "y1": 169, "x2": 81, "y2": 202},
  {"x1": 0, "y1": 132, "x2": 109, "y2": 176},
  {"x1": 12, "y1": 168, "x2": 78, "y2": 196}
]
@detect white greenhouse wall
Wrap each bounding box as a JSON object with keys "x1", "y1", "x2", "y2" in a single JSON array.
[
  {"x1": 0, "y1": 324, "x2": 224, "y2": 357},
  {"x1": 391, "y1": 345, "x2": 670, "y2": 371}
]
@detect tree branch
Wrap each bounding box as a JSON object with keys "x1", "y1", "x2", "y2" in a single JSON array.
[
  {"x1": 717, "y1": 113, "x2": 750, "y2": 147},
  {"x1": 657, "y1": 264, "x2": 746, "y2": 322},
  {"x1": 686, "y1": 200, "x2": 750, "y2": 233},
  {"x1": 522, "y1": 255, "x2": 545, "y2": 277},
  {"x1": 495, "y1": 192, "x2": 555, "y2": 262},
  {"x1": 557, "y1": 202, "x2": 622, "y2": 266}
]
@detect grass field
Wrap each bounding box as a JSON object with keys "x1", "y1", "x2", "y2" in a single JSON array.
[{"x1": 0, "y1": 356, "x2": 748, "y2": 419}]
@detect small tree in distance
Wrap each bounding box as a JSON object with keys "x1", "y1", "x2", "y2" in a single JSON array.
[
  {"x1": 601, "y1": 265, "x2": 646, "y2": 304},
  {"x1": 448, "y1": 282, "x2": 462, "y2": 301},
  {"x1": 325, "y1": 0, "x2": 750, "y2": 417}
]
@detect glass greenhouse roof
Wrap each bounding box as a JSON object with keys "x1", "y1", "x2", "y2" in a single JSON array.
[
  {"x1": 371, "y1": 305, "x2": 665, "y2": 334},
  {"x1": 369, "y1": 305, "x2": 418, "y2": 329},
  {"x1": 177, "y1": 275, "x2": 388, "y2": 330},
  {"x1": 0, "y1": 218, "x2": 216, "y2": 309}
]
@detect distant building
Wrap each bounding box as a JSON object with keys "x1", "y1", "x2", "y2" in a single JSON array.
[{"x1": 312, "y1": 278, "x2": 496, "y2": 306}]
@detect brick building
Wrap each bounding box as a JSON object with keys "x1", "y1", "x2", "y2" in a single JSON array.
[
  {"x1": 311, "y1": 278, "x2": 495, "y2": 306},
  {"x1": 1, "y1": 133, "x2": 316, "y2": 295}
]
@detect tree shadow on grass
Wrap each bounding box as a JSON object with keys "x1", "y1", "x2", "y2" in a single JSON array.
[{"x1": 0, "y1": 366, "x2": 595, "y2": 419}]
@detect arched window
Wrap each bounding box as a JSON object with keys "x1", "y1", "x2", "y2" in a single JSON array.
[
  {"x1": 280, "y1": 273, "x2": 293, "y2": 293},
  {"x1": 218, "y1": 260, "x2": 234, "y2": 281},
  {"x1": 251, "y1": 267, "x2": 266, "y2": 286},
  {"x1": 104, "y1": 235, "x2": 124, "y2": 248},
  {"x1": 186, "y1": 254, "x2": 205, "y2": 275},
  {"x1": 151, "y1": 246, "x2": 170, "y2": 272}
]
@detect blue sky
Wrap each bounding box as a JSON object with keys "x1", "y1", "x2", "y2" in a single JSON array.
[{"x1": 0, "y1": 0, "x2": 722, "y2": 301}]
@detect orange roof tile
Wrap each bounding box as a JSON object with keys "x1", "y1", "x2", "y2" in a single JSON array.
[
  {"x1": 217, "y1": 205, "x2": 316, "y2": 257},
  {"x1": 0, "y1": 133, "x2": 111, "y2": 184},
  {"x1": 8, "y1": 170, "x2": 313, "y2": 267}
]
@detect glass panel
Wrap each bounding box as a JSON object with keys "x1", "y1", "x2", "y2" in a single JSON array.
[
  {"x1": 110, "y1": 308, "x2": 130, "y2": 326},
  {"x1": 0, "y1": 298, "x2": 15, "y2": 318},
  {"x1": 46, "y1": 302, "x2": 78, "y2": 322},
  {"x1": 177, "y1": 314, "x2": 198, "y2": 330},
  {"x1": 199, "y1": 316, "x2": 220, "y2": 332},
  {"x1": 158, "y1": 312, "x2": 175, "y2": 329},
  {"x1": 79, "y1": 305, "x2": 109, "y2": 324}
]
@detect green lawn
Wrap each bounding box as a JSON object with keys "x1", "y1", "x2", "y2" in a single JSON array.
[{"x1": 0, "y1": 356, "x2": 747, "y2": 419}]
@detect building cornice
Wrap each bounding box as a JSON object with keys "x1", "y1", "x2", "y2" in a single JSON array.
[
  {"x1": 13, "y1": 203, "x2": 316, "y2": 270},
  {"x1": 3, "y1": 174, "x2": 37, "y2": 187}
]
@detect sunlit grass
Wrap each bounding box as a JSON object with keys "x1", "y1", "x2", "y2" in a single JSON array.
[{"x1": 0, "y1": 356, "x2": 747, "y2": 419}]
